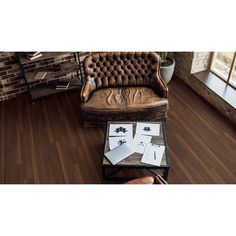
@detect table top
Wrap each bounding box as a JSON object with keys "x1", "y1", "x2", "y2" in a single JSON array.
[{"x1": 103, "y1": 121, "x2": 169, "y2": 168}]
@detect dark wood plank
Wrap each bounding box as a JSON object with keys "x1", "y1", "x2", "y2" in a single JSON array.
[{"x1": 0, "y1": 76, "x2": 235, "y2": 183}]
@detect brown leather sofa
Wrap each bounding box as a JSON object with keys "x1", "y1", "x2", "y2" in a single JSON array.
[{"x1": 81, "y1": 52, "x2": 168, "y2": 126}]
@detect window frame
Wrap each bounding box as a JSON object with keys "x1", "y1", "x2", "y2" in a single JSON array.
[{"x1": 210, "y1": 52, "x2": 236, "y2": 89}]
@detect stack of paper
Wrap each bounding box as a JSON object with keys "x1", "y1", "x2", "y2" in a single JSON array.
[
  {"x1": 106, "y1": 122, "x2": 164, "y2": 166},
  {"x1": 106, "y1": 124, "x2": 134, "y2": 165}
]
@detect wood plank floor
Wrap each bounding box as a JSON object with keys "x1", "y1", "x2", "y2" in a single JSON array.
[{"x1": 0, "y1": 77, "x2": 235, "y2": 183}]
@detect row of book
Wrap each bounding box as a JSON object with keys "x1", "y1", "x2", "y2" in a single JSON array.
[
  {"x1": 26, "y1": 52, "x2": 43, "y2": 61},
  {"x1": 33, "y1": 72, "x2": 70, "y2": 90},
  {"x1": 55, "y1": 81, "x2": 70, "y2": 90},
  {"x1": 33, "y1": 72, "x2": 70, "y2": 89}
]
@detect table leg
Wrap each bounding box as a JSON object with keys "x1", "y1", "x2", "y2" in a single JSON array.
[
  {"x1": 102, "y1": 167, "x2": 123, "y2": 179},
  {"x1": 163, "y1": 167, "x2": 169, "y2": 180},
  {"x1": 102, "y1": 167, "x2": 107, "y2": 179}
]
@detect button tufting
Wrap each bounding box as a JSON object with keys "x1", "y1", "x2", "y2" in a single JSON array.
[{"x1": 83, "y1": 52, "x2": 161, "y2": 91}]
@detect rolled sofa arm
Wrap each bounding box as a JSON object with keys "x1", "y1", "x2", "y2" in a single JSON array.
[
  {"x1": 151, "y1": 53, "x2": 168, "y2": 99},
  {"x1": 159, "y1": 77, "x2": 168, "y2": 98},
  {"x1": 152, "y1": 72, "x2": 169, "y2": 99},
  {"x1": 81, "y1": 82, "x2": 92, "y2": 103}
]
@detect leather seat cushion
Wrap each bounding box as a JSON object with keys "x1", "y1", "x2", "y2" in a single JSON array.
[{"x1": 81, "y1": 87, "x2": 168, "y2": 111}]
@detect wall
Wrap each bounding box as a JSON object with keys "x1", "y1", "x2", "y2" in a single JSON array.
[
  {"x1": 0, "y1": 52, "x2": 91, "y2": 102},
  {"x1": 0, "y1": 52, "x2": 26, "y2": 101},
  {"x1": 174, "y1": 52, "x2": 212, "y2": 79},
  {"x1": 173, "y1": 52, "x2": 194, "y2": 82},
  {"x1": 191, "y1": 52, "x2": 212, "y2": 73}
]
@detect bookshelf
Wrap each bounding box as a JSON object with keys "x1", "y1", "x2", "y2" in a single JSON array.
[
  {"x1": 17, "y1": 52, "x2": 82, "y2": 101},
  {"x1": 19, "y1": 52, "x2": 72, "y2": 65}
]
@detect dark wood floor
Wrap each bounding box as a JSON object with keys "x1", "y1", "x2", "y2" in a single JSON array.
[{"x1": 0, "y1": 77, "x2": 235, "y2": 183}]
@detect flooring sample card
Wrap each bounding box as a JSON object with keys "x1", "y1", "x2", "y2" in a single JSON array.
[
  {"x1": 136, "y1": 122, "x2": 160, "y2": 136},
  {"x1": 109, "y1": 136, "x2": 133, "y2": 150},
  {"x1": 109, "y1": 124, "x2": 133, "y2": 137},
  {"x1": 141, "y1": 143, "x2": 165, "y2": 166},
  {"x1": 105, "y1": 143, "x2": 134, "y2": 165},
  {"x1": 133, "y1": 134, "x2": 152, "y2": 154}
]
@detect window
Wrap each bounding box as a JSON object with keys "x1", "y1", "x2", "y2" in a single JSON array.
[{"x1": 210, "y1": 52, "x2": 236, "y2": 88}]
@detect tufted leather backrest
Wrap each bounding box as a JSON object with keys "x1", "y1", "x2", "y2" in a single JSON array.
[
  {"x1": 82, "y1": 52, "x2": 168, "y2": 102},
  {"x1": 84, "y1": 52, "x2": 162, "y2": 88}
]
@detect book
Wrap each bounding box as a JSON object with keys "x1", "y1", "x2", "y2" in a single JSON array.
[
  {"x1": 33, "y1": 72, "x2": 47, "y2": 80},
  {"x1": 27, "y1": 52, "x2": 41, "y2": 57},
  {"x1": 55, "y1": 81, "x2": 70, "y2": 90},
  {"x1": 105, "y1": 143, "x2": 134, "y2": 165},
  {"x1": 141, "y1": 143, "x2": 165, "y2": 166},
  {"x1": 26, "y1": 53, "x2": 43, "y2": 61}
]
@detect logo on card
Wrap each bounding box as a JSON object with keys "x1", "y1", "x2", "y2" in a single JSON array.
[
  {"x1": 143, "y1": 126, "x2": 151, "y2": 132},
  {"x1": 114, "y1": 127, "x2": 128, "y2": 134},
  {"x1": 118, "y1": 139, "x2": 127, "y2": 145},
  {"x1": 138, "y1": 141, "x2": 145, "y2": 146}
]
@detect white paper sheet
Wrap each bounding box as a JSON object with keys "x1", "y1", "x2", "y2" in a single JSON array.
[
  {"x1": 109, "y1": 136, "x2": 133, "y2": 150},
  {"x1": 141, "y1": 143, "x2": 165, "y2": 166},
  {"x1": 136, "y1": 122, "x2": 160, "y2": 136},
  {"x1": 133, "y1": 134, "x2": 152, "y2": 154},
  {"x1": 109, "y1": 124, "x2": 133, "y2": 137},
  {"x1": 105, "y1": 143, "x2": 134, "y2": 165}
]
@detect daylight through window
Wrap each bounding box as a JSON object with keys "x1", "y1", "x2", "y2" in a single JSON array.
[{"x1": 211, "y1": 52, "x2": 236, "y2": 88}]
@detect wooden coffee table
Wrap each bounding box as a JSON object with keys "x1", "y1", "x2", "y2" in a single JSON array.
[{"x1": 102, "y1": 121, "x2": 169, "y2": 180}]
